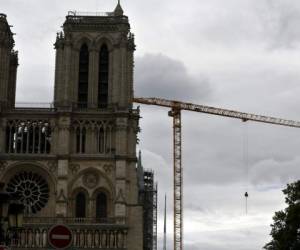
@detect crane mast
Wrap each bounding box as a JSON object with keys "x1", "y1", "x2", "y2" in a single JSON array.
[
  {"x1": 168, "y1": 108, "x2": 183, "y2": 250},
  {"x1": 133, "y1": 97, "x2": 300, "y2": 250}
]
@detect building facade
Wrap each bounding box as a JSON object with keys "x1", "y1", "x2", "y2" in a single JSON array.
[{"x1": 0, "y1": 3, "x2": 145, "y2": 250}]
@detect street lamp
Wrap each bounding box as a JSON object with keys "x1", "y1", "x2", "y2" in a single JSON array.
[{"x1": 0, "y1": 183, "x2": 24, "y2": 247}]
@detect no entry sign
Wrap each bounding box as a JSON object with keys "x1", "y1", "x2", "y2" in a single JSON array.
[{"x1": 48, "y1": 225, "x2": 73, "y2": 249}]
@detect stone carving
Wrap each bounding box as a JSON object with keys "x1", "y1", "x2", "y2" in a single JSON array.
[
  {"x1": 69, "y1": 163, "x2": 80, "y2": 174},
  {"x1": 0, "y1": 161, "x2": 7, "y2": 173},
  {"x1": 83, "y1": 171, "x2": 99, "y2": 189},
  {"x1": 57, "y1": 189, "x2": 67, "y2": 202},
  {"x1": 116, "y1": 188, "x2": 125, "y2": 204},
  {"x1": 47, "y1": 161, "x2": 58, "y2": 173},
  {"x1": 104, "y1": 164, "x2": 113, "y2": 174}
]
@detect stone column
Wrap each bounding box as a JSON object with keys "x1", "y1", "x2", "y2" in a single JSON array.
[
  {"x1": 57, "y1": 116, "x2": 71, "y2": 155},
  {"x1": 0, "y1": 46, "x2": 11, "y2": 105},
  {"x1": 115, "y1": 118, "x2": 128, "y2": 223},
  {"x1": 54, "y1": 40, "x2": 64, "y2": 106},
  {"x1": 119, "y1": 42, "x2": 127, "y2": 108},
  {"x1": 68, "y1": 50, "x2": 76, "y2": 104},
  {"x1": 127, "y1": 49, "x2": 134, "y2": 106},
  {"x1": 0, "y1": 118, "x2": 6, "y2": 153},
  {"x1": 63, "y1": 39, "x2": 72, "y2": 107},
  {"x1": 56, "y1": 159, "x2": 69, "y2": 216},
  {"x1": 111, "y1": 46, "x2": 120, "y2": 107},
  {"x1": 7, "y1": 52, "x2": 18, "y2": 109},
  {"x1": 55, "y1": 115, "x2": 71, "y2": 216}
]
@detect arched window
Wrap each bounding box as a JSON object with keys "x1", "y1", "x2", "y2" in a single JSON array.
[
  {"x1": 98, "y1": 45, "x2": 109, "y2": 108},
  {"x1": 97, "y1": 127, "x2": 105, "y2": 154},
  {"x1": 76, "y1": 127, "x2": 86, "y2": 154},
  {"x1": 96, "y1": 192, "x2": 107, "y2": 219},
  {"x1": 78, "y1": 44, "x2": 89, "y2": 108},
  {"x1": 75, "y1": 192, "x2": 86, "y2": 218}
]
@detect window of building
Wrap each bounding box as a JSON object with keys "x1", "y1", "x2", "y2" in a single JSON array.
[
  {"x1": 96, "y1": 192, "x2": 107, "y2": 219},
  {"x1": 6, "y1": 171, "x2": 50, "y2": 214},
  {"x1": 97, "y1": 127, "x2": 105, "y2": 154},
  {"x1": 76, "y1": 127, "x2": 86, "y2": 154},
  {"x1": 78, "y1": 44, "x2": 89, "y2": 108},
  {"x1": 98, "y1": 45, "x2": 109, "y2": 108},
  {"x1": 96, "y1": 124, "x2": 113, "y2": 154},
  {"x1": 75, "y1": 192, "x2": 86, "y2": 218}
]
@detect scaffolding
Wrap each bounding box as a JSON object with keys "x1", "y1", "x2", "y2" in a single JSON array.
[{"x1": 142, "y1": 170, "x2": 157, "y2": 250}]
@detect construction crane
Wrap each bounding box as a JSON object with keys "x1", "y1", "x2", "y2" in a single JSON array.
[{"x1": 133, "y1": 97, "x2": 300, "y2": 250}]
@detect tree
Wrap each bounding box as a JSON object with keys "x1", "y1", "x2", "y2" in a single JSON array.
[{"x1": 264, "y1": 180, "x2": 300, "y2": 250}]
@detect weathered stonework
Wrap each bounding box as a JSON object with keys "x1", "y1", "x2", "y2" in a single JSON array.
[{"x1": 0, "y1": 4, "x2": 143, "y2": 250}]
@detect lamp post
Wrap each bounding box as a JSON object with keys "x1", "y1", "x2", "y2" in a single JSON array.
[{"x1": 0, "y1": 183, "x2": 24, "y2": 248}]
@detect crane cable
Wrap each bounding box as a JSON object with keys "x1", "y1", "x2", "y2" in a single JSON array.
[{"x1": 242, "y1": 119, "x2": 249, "y2": 215}]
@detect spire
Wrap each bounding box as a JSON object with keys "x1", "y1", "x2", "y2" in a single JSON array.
[
  {"x1": 137, "y1": 150, "x2": 144, "y2": 190},
  {"x1": 138, "y1": 150, "x2": 143, "y2": 168},
  {"x1": 163, "y1": 194, "x2": 167, "y2": 250},
  {"x1": 114, "y1": 0, "x2": 124, "y2": 16}
]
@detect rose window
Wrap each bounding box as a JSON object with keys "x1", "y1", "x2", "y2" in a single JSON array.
[{"x1": 6, "y1": 171, "x2": 50, "y2": 214}]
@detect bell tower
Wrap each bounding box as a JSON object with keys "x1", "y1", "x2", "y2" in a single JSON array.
[
  {"x1": 0, "y1": 3, "x2": 144, "y2": 250},
  {"x1": 0, "y1": 14, "x2": 18, "y2": 110},
  {"x1": 53, "y1": 3, "x2": 135, "y2": 110}
]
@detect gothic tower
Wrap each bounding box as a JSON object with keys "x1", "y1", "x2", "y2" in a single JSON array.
[
  {"x1": 0, "y1": 13, "x2": 18, "y2": 111},
  {"x1": 0, "y1": 4, "x2": 143, "y2": 250}
]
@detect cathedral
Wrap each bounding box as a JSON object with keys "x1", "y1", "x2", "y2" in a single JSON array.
[{"x1": 0, "y1": 2, "x2": 156, "y2": 250}]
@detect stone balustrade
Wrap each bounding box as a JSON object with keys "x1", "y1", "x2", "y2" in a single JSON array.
[{"x1": 9, "y1": 218, "x2": 128, "y2": 249}]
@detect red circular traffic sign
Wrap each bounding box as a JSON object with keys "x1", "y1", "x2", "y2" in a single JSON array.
[{"x1": 48, "y1": 225, "x2": 73, "y2": 249}]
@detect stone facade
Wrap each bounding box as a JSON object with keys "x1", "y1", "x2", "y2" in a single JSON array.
[{"x1": 0, "y1": 3, "x2": 143, "y2": 250}]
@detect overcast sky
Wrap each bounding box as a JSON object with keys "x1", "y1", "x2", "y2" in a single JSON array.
[{"x1": 2, "y1": 0, "x2": 300, "y2": 249}]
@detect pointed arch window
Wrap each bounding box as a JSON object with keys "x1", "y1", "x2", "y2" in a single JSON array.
[
  {"x1": 97, "y1": 127, "x2": 105, "y2": 154},
  {"x1": 96, "y1": 192, "x2": 107, "y2": 219},
  {"x1": 75, "y1": 192, "x2": 86, "y2": 218},
  {"x1": 76, "y1": 127, "x2": 86, "y2": 154},
  {"x1": 98, "y1": 45, "x2": 109, "y2": 108},
  {"x1": 78, "y1": 44, "x2": 89, "y2": 108}
]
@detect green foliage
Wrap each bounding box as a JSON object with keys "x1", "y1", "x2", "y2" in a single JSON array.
[{"x1": 264, "y1": 180, "x2": 300, "y2": 250}]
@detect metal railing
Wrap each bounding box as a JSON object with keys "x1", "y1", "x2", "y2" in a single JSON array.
[{"x1": 67, "y1": 11, "x2": 115, "y2": 17}]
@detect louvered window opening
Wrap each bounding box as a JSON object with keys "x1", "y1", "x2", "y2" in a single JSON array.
[
  {"x1": 78, "y1": 44, "x2": 89, "y2": 108},
  {"x1": 98, "y1": 45, "x2": 109, "y2": 108}
]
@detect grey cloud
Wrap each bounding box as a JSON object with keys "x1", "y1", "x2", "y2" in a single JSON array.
[
  {"x1": 250, "y1": 156, "x2": 300, "y2": 186},
  {"x1": 135, "y1": 53, "x2": 211, "y2": 102},
  {"x1": 258, "y1": 0, "x2": 300, "y2": 49}
]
